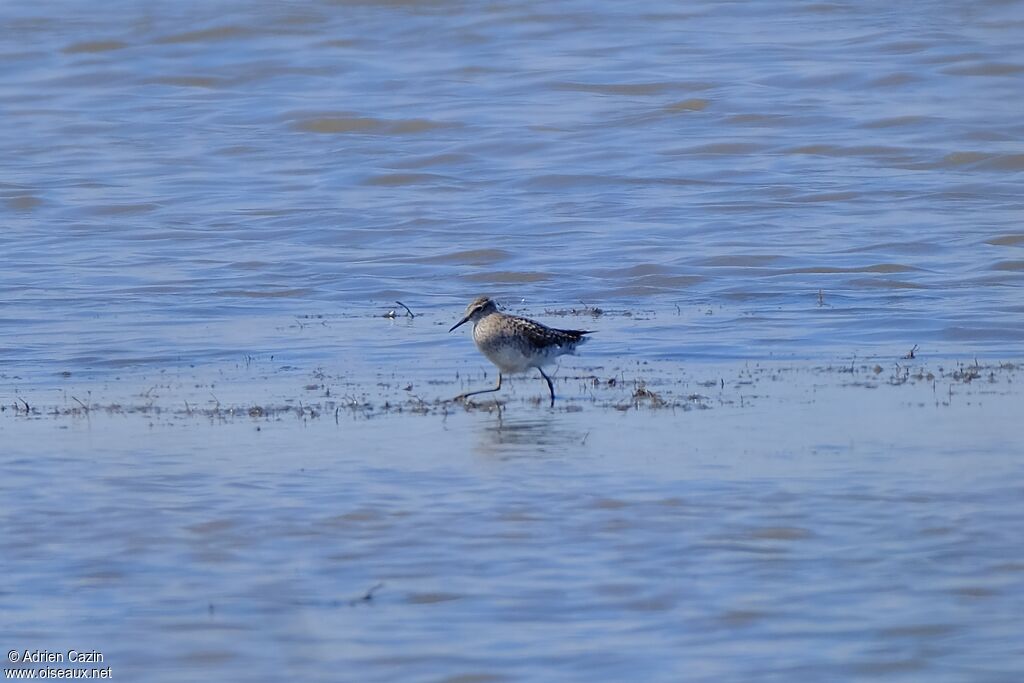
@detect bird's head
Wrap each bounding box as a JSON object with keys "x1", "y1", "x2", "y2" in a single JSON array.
[{"x1": 449, "y1": 295, "x2": 498, "y2": 332}]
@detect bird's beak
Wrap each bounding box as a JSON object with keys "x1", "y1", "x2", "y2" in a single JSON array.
[{"x1": 449, "y1": 314, "x2": 471, "y2": 333}]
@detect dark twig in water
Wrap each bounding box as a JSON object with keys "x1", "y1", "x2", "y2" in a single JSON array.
[
  {"x1": 71, "y1": 396, "x2": 89, "y2": 413},
  {"x1": 18, "y1": 397, "x2": 30, "y2": 413},
  {"x1": 903, "y1": 344, "x2": 918, "y2": 360},
  {"x1": 395, "y1": 301, "x2": 415, "y2": 318},
  {"x1": 349, "y1": 582, "x2": 384, "y2": 606}
]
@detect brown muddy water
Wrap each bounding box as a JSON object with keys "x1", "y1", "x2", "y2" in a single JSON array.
[{"x1": 2, "y1": 0, "x2": 1024, "y2": 681}]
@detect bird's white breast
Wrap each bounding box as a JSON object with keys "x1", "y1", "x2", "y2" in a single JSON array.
[{"x1": 477, "y1": 338, "x2": 534, "y2": 374}]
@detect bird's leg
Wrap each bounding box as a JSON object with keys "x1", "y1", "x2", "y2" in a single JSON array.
[
  {"x1": 537, "y1": 367, "x2": 555, "y2": 407},
  {"x1": 454, "y1": 373, "x2": 502, "y2": 402}
]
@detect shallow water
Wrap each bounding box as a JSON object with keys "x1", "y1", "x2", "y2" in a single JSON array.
[
  {"x1": 2, "y1": 0, "x2": 1024, "y2": 369},
  {"x1": 3, "y1": 360, "x2": 1023, "y2": 682},
  {"x1": 2, "y1": 0, "x2": 1024, "y2": 681}
]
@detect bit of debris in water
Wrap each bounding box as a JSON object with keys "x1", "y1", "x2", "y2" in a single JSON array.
[
  {"x1": 349, "y1": 582, "x2": 385, "y2": 606},
  {"x1": 385, "y1": 301, "x2": 416, "y2": 319}
]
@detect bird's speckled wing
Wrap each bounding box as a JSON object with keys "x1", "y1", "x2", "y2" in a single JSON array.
[{"x1": 509, "y1": 316, "x2": 591, "y2": 349}]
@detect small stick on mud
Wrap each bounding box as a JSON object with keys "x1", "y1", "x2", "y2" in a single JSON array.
[
  {"x1": 395, "y1": 301, "x2": 415, "y2": 318},
  {"x1": 17, "y1": 397, "x2": 30, "y2": 413},
  {"x1": 71, "y1": 396, "x2": 89, "y2": 413},
  {"x1": 904, "y1": 344, "x2": 918, "y2": 360}
]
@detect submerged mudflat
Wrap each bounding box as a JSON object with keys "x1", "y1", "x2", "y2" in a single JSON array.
[
  {"x1": 3, "y1": 352, "x2": 1021, "y2": 682},
  {"x1": 3, "y1": 353, "x2": 1019, "y2": 423}
]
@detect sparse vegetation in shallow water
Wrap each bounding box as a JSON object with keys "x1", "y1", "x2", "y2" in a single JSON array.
[
  {"x1": 543, "y1": 304, "x2": 604, "y2": 318},
  {"x1": 4, "y1": 358, "x2": 1018, "y2": 425},
  {"x1": 950, "y1": 360, "x2": 982, "y2": 383}
]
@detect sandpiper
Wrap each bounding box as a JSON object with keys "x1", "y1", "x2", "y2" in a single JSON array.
[{"x1": 449, "y1": 296, "x2": 593, "y2": 406}]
